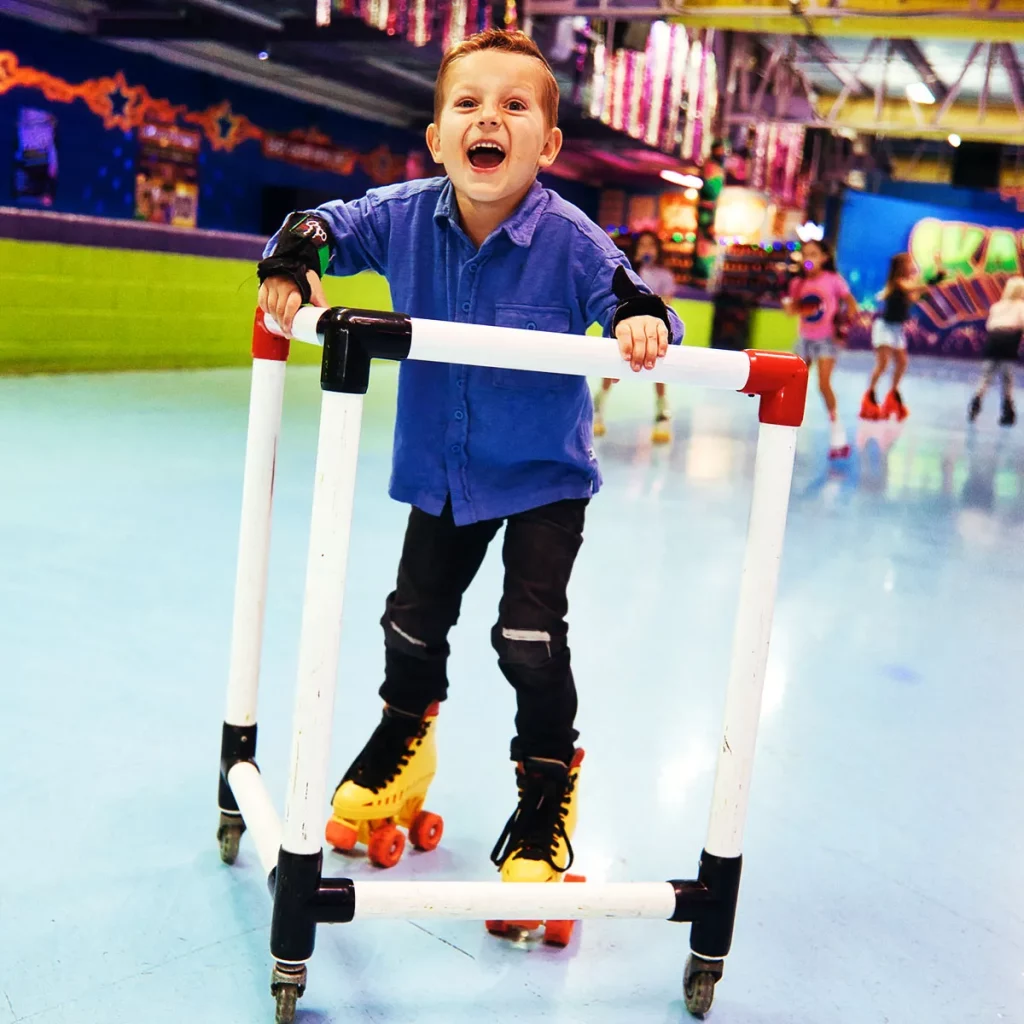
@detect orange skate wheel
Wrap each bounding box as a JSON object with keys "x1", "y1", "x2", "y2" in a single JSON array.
[
  {"x1": 325, "y1": 819, "x2": 358, "y2": 852},
  {"x1": 409, "y1": 811, "x2": 443, "y2": 852},
  {"x1": 367, "y1": 823, "x2": 406, "y2": 868},
  {"x1": 486, "y1": 920, "x2": 510, "y2": 936},
  {"x1": 543, "y1": 919, "x2": 575, "y2": 947},
  {"x1": 564, "y1": 873, "x2": 586, "y2": 884}
]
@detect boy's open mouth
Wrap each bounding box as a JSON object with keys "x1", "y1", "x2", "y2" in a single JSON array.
[{"x1": 467, "y1": 140, "x2": 506, "y2": 170}]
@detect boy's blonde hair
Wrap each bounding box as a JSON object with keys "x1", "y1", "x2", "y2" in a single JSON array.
[
  {"x1": 1003, "y1": 276, "x2": 1024, "y2": 301},
  {"x1": 434, "y1": 29, "x2": 560, "y2": 129}
]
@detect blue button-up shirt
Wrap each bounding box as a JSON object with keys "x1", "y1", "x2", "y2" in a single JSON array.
[{"x1": 267, "y1": 176, "x2": 684, "y2": 525}]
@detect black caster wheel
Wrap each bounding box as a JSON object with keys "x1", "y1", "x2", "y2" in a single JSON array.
[
  {"x1": 271, "y1": 962, "x2": 306, "y2": 1024},
  {"x1": 683, "y1": 954, "x2": 722, "y2": 1019},
  {"x1": 216, "y1": 812, "x2": 245, "y2": 865}
]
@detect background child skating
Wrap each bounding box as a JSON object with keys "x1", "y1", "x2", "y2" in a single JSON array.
[
  {"x1": 968, "y1": 276, "x2": 1024, "y2": 426},
  {"x1": 593, "y1": 230, "x2": 677, "y2": 443},
  {"x1": 783, "y1": 239, "x2": 858, "y2": 458},
  {"x1": 861, "y1": 251, "x2": 945, "y2": 422},
  {"x1": 257, "y1": 30, "x2": 682, "y2": 898}
]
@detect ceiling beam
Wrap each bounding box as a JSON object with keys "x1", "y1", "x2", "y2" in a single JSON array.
[
  {"x1": 999, "y1": 42, "x2": 1024, "y2": 120},
  {"x1": 797, "y1": 36, "x2": 867, "y2": 97},
  {"x1": 670, "y1": 8, "x2": 1024, "y2": 44},
  {"x1": 827, "y1": 37, "x2": 880, "y2": 122},
  {"x1": 933, "y1": 41, "x2": 983, "y2": 124},
  {"x1": 891, "y1": 39, "x2": 949, "y2": 104},
  {"x1": 92, "y1": 11, "x2": 396, "y2": 43}
]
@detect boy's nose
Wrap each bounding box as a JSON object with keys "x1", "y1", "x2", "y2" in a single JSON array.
[{"x1": 477, "y1": 112, "x2": 500, "y2": 127}]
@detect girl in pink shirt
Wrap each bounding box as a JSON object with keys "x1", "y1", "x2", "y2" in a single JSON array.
[
  {"x1": 783, "y1": 239, "x2": 858, "y2": 458},
  {"x1": 593, "y1": 231, "x2": 677, "y2": 443}
]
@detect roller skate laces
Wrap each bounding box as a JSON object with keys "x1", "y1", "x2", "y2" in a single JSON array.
[
  {"x1": 325, "y1": 702, "x2": 442, "y2": 867},
  {"x1": 487, "y1": 750, "x2": 585, "y2": 945},
  {"x1": 490, "y1": 750, "x2": 582, "y2": 880}
]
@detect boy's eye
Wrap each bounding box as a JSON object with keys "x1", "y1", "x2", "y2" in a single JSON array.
[
  {"x1": 507, "y1": 100, "x2": 526, "y2": 111},
  {"x1": 454, "y1": 98, "x2": 476, "y2": 108}
]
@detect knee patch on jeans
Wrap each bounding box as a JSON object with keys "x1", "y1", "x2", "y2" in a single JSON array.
[
  {"x1": 491, "y1": 624, "x2": 565, "y2": 669},
  {"x1": 382, "y1": 613, "x2": 448, "y2": 661}
]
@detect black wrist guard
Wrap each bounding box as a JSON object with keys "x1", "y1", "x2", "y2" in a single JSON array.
[
  {"x1": 257, "y1": 212, "x2": 334, "y2": 303},
  {"x1": 610, "y1": 266, "x2": 673, "y2": 341}
]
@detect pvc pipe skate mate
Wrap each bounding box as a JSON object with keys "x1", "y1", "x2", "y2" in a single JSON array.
[{"x1": 219, "y1": 299, "x2": 807, "y2": 1022}]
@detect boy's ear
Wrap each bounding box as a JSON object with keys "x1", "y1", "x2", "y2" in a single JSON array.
[
  {"x1": 426, "y1": 123, "x2": 444, "y2": 163},
  {"x1": 537, "y1": 126, "x2": 563, "y2": 170}
]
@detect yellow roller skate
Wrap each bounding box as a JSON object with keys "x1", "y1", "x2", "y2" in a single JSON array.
[
  {"x1": 486, "y1": 749, "x2": 585, "y2": 947},
  {"x1": 651, "y1": 395, "x2": 672, "y2": 444},
  {"x1": 325, "y1": 702, "x2": 442, "y2": 868}
]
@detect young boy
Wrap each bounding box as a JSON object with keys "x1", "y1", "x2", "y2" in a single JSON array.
[{"x1": 257, "y1": 29, "x2": 683, "y2": 886}]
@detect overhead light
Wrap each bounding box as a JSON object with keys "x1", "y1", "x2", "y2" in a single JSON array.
[
  {"x1": 258, "y1": 50, "x2": 270, "y2": 61},
  {"x1": 660, "y1": 169, "x2": 704, "y2": 189},
  {"x1": 948, "y1": 133, "x2": 962, "y2": 148},
  {"x1": 905, "y1": 82, "x2": 935, "y2": 105}
]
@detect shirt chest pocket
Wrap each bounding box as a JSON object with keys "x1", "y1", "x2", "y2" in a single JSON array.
[{"x1": 490, "y1": 304, "x2": 577, "y2": 391}]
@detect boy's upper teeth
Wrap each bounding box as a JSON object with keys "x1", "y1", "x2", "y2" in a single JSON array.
[{"x1": 472, "y1": 142, "x2": 504, "y2": 152}]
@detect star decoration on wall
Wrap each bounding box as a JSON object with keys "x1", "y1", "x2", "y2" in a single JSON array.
[{"x1": 0, "y1": 50, "x2": 406, "y2": 184}]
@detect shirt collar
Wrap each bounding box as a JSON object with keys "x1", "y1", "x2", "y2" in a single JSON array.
[{"x1": 433, "y1": 178, "x2": 548, "y2": 248}]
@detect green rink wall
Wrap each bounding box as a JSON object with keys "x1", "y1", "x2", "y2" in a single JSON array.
[{"x1": 0, "y1": 239, "x2": 796, "y2": 375}]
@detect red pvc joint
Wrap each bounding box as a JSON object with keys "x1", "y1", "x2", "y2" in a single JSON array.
[
  {"x1": 252, "y1": 308, "x2": 291, "y2": 362},
  {"x1": 740, "y1": 350, "x2": 808, "y2": 427}
]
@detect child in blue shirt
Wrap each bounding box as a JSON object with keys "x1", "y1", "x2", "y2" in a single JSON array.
[{"x1": 258, "y1": 29, "x2": 682, "y2": 889}]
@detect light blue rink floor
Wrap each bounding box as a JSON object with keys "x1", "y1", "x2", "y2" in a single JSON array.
[{"x1": 1, "y1": 352, "x2": 1023, "y2": 1024}]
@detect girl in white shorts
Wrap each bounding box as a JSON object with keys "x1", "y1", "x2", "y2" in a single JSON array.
[{"x1": 861, "y1": 251, "x2": 944, "y2": 421}]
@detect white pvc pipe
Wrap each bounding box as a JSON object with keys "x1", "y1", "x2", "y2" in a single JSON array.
[
  {"x1": 351, "y1": 881, "x2": 677, "y2": 920},
  {"x1": 263, "y1": 310, "x2": 751, "y2": 392},
  {"x1": 225, "y1": 357, "x2": 287, "y2": 727},
  {"x1": 228, "y1": 761, "x2": 283, "y2": 878},
  {"x1": 407, "y1": 319, "x2": 750, "y2": 391},
  {"x1": 281, "y1": 391, "x2": 364, "y2": 856},
  {"x1": 704, "y1": 422, "x2": 798, "y2": 859},
  {"x1": 264, "y1": 308, "x2": 324, "y2": 346}
]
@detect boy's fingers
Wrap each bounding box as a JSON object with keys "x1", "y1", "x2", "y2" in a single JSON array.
[
  {"x1": 282, "y1": 291, "x2": 302, "y2": 334},
  {"x1": 631, "y1": 323, "x2": 645, "y2": 372},
  {"x1": 657, "y1": 320, "x2": 669, "y2": 357},
  {"x1": 643, "y1": 319, "x2": 660, "y2": 369},
  {"x1": 258, "y1": 282, "x2": 270, "y2": 314},
  {"x1": 615, "y1": 323, "x2": 632, "y2": 361}
]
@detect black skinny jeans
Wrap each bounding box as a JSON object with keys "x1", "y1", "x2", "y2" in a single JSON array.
[{"x1": 379, "y1": 497, "x2": 587, "y2": 765}]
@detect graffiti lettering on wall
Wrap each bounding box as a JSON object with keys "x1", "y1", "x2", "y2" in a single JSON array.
[{"x1": 0, "y1": 51, "x2": 408, "y2": 185}]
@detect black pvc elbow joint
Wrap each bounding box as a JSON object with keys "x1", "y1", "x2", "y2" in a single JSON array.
[{"x1": 318, "y1": 307, "x2": 412, "y2": 395}]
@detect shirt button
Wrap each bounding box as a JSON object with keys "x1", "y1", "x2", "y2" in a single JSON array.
[
  {"x1": 461, "y1": 302, "x2": 471, "y2": 312},
  {"x1": 454, "y1": 410, "x2": 464, "y2": 420},
  {"x1": 451, "y1": 444, "x2": 461, "y2": 453},
  {"x1": 526, "y1": 321, "x2": 537, "y2": 330},
  {"x1": 457, "y1": 379, "x2": 465, "y2": 387},
  {"x1": 468, "y1": 265, "x2": 477, "y2": 274}
]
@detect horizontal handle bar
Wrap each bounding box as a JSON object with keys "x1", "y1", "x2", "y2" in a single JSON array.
[
  {"x1": 265, "y1": 307, "x2": 753, "y2": 391},
  {"x1": 348, "y1": 880, "x2": 678, "y2": 920}
]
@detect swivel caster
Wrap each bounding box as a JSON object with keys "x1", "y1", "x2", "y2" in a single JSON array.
[
  {"x1": 271, "y1": 962, "x2": 306, "y2": 1024},
  {"x1": 683, "y1": 954, "x2": 723, "y2": 1019},
  {"x1": 216, "y1": 812, "x2": 245, "y2": 865}
]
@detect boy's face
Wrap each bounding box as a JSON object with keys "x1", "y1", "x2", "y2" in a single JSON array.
[{"x1": 427, "y1": 50, "x2": 562, "y2": 208}]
